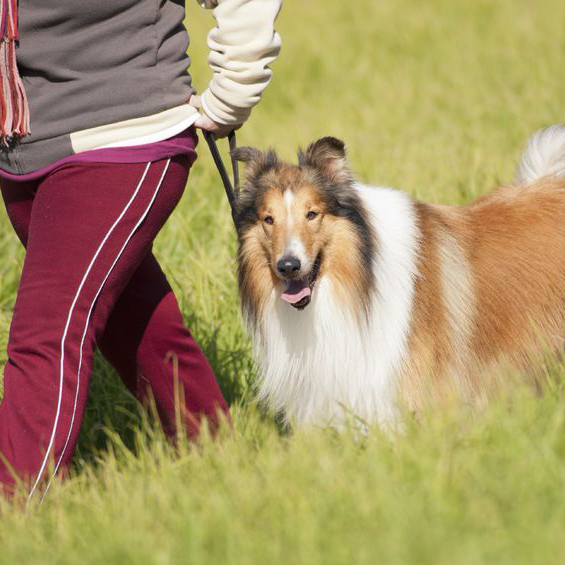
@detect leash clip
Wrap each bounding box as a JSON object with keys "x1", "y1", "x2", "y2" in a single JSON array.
[{"x1": 203, "y1": 130, "x2": 240, "y2": 227}]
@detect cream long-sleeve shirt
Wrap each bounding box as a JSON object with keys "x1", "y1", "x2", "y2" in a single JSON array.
[{"x1": 198, "y1": 0, "x2": 282, "y2": 125}]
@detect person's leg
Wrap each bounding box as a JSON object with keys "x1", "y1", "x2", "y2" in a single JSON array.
[
  {"x1": 97, "y1": 251, "x2": 229, "y2": 440},
  {"x1": 1, "y1": 175, "x2": 229, "y2": 447},
  {"x1": 0, "y1": 156, "x2": 221, "y2": 495},
  {"x1": 0, "y1": 177, "x2": 37, "y2": 247}
]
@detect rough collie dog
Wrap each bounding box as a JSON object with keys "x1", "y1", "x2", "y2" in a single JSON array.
[{"x1": 232, "y1": 125, "x2": 565, "y2": 429}]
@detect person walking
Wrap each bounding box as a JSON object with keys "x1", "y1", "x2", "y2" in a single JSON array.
[{"x1": 0, "y1": 0, "x2": 281, "y2": 496}]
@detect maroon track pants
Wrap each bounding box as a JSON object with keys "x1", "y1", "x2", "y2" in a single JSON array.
[{"x1": 0, "y1": 156, "x2": 229, "y2": 495}]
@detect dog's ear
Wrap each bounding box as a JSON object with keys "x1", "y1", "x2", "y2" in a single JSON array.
[
  {"x1": 232, "y1": 146, "x2": 279, "y2": 186},
  {"x1": 231, "y1": 146, "x2": 262, "y2": 166},
  {"x1": 298, "y1": 137, "x2": 352, "y2": 185}
]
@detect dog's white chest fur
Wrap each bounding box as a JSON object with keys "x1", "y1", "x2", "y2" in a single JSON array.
[{"x1": 252, "y1": 184, "x2": 420, "y2": 428}]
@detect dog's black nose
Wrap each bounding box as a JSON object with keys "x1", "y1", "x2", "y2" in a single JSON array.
[{"x1": 277, "y1": 256, "x2": 301, "y2": 275}]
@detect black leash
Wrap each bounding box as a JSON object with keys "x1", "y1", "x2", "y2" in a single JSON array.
[{"x1": 203, "y1": 130, "x2": 239, "y2": 227}]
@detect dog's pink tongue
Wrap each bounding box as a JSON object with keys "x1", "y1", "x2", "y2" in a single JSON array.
[{"x1": 281, "y1": 279, "x2": 311, "y2": 304}]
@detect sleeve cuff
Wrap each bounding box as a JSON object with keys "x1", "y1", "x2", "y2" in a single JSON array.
[{"x1": 201, "y1": 88, "x2": 252, "y2": 126}]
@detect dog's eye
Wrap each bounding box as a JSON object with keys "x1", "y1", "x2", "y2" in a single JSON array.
[
  {"x1": 264, "y1": 215, "x2": 274, "y2": 225},
  {"x1": 306, "y1": 211, "x2": 318, "y2": 221}
]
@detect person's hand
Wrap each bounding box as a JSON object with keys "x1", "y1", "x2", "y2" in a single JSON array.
[{"x1": 189, "y1": 95, "x2": 241, "y2": 139}]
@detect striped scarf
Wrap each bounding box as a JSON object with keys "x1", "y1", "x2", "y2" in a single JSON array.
[{"x1": 0, "y1": 0, "x2": 30, "y2": 143}]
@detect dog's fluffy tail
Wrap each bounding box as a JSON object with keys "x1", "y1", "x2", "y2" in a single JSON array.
[{"x1": 516, "y1": 124, "x2": 565, "y2": 184}]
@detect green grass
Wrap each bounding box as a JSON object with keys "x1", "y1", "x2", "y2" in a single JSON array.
[{"x1": 2, "y1": 0, "x2": 565, "y2": 562}]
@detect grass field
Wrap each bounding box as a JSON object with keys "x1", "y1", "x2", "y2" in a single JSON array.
[{"x1": 2, "y1": 0, "x2": 565, "y2": 562}]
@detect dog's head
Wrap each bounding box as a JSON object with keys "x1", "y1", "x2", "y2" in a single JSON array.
[{"x1": 233, "y1": 137, "x2": 375, "y2": 318}]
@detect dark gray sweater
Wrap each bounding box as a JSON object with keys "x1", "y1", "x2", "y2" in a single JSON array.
[{"x1": 1, "y1": 0, "x2": 281, "y2": 174}]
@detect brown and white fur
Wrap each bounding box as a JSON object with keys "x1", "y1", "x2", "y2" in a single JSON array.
[{"x1": 232, "y1": 126, "x2": 565, "y2": 429}]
